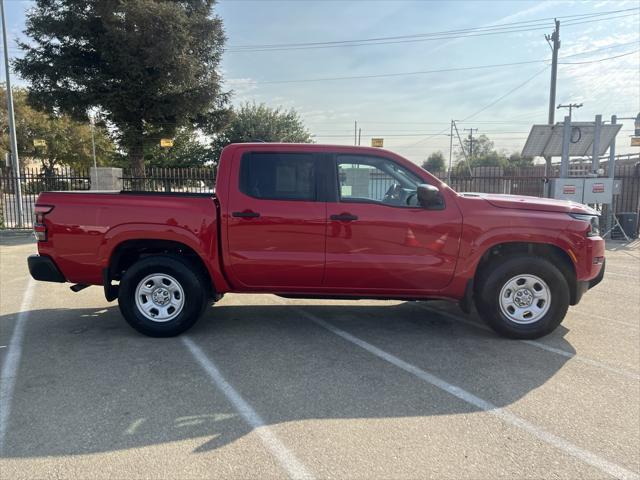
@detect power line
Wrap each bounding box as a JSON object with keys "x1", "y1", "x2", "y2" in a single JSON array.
[
  {"x1": 313, "y1": 129, "x2": 533, "y2": 134},
  {"x1": 559, "y1": 50, "x2": 639, "y2": 65},
  {"x1": 227, "y1": 9, "x2": 638, "y2": 51},
  {"x1": 314, "y1": 134, "x2": 531, "y2": 140},
  {"x1": 402, "y1": 126, "x2": 455, "y2": 149},
  {"x1": 254, "y1": 60, "x2": 546, "y2": 84},
  {"x1": 458, "y1": 66, "x2": 550, "y2": 123},
  {"x1": 307, "y1": 119, "x2": 566, "y2": 125},
  {"x1": 231, "y1": 46, "x2": 638, "y2": 85},
  {"x1": 402, "y1": 65, "x2": 550, "y2": 149},
  {"x1": 226, "y1": 8, "x2": 639, "y2": 52}
]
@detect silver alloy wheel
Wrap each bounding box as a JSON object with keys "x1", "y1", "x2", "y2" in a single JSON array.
[
  {"x1": 135, "y1": 273, "x2": 185, "y2": 323},
  {"x1": 498, "y1": 274, "x2": 551, "y2": 324}
]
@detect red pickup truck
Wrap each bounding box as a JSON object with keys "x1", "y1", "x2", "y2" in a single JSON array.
[{"x1": 28, "y1": 143, "x2": 605, "y2": 339}]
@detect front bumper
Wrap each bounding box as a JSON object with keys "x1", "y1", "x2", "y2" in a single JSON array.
[
  {"x1": 574, "y1": 259, "x2": 605, "y2": 305},
  {"x1": 28, "y1": 254, "x2": 66, "y2": 283}
]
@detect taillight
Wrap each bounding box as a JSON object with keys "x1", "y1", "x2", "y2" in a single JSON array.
[{"x1": 33, "y1": 205, "x2": 54, "y2": 242}]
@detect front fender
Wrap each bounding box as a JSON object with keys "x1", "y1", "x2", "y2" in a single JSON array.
[{"x1": 439, "y1": 204, "x2": 571, "y2": 298}]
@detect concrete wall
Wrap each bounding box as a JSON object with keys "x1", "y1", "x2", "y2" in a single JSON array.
[{"x1": 90, "y1": 167, "x2": 123, "y2": 191}]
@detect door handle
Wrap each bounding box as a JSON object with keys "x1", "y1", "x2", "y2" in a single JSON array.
[
  {"x1": 330, "y1": 213, "x2": 358, "y2": 221},
  {"x1": 232, "y1": 211, "x2": 260, "y2": 218}
]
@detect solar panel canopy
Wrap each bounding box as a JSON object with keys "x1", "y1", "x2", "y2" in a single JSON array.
[{"x1": 521, "y1": 122, "x2": 622, "y2": 157}]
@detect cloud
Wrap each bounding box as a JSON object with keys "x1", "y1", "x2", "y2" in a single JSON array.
[
  {"x1": 424, "y1": 0, "x2": 563, "y2": 56},
  {"x1": 224, "y1": 77, "x2": 258, "y2": 98}
]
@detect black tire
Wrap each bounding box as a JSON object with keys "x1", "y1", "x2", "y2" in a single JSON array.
[
  {"x1": 118, "y1": 255, "x2": 207, "y2": 337},
  {"x1": 475, "y1": 256, "x2": 569, "y2": 339}
]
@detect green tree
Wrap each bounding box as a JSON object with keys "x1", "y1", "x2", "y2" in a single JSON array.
[
  {"x1": 461, "y1": 134, "x2": 494, "y2": 162},
  {"x1": 1, "y1": 86, "x2": 117, "y2": 174},
  {"x1": 456, "y1": 134, "x2": 507, "y2": 168},
  {"x1": 144, "y1": 128, "x2": 216, "y2": 168},
  {"x1": 507, "y1": 151, "x2": 534, "y2": 167},
  {"x1": 213, "y1": 102, "x2": 313, "y2": 158},
  {"x1": 422, "y1": 151, "x2": 446, "y2": 172},
  {"x1": 470, "y1": 150, "x2": 508, "y2": 168},
  {"x1": 15, "y1": 0, "x2": 229, "y2": 172}
]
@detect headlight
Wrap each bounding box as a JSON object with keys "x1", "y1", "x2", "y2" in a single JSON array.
[{"x1": 569, "y1": 213, "x2": 600, "y2": 237}]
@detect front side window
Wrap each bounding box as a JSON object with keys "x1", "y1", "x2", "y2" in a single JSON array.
[
  {"x1": 336, "y1": 155, "x2": 423, "y2": 207},
  {"x1": 240, "y1": 152, "x2": 316, "y2": 201}
]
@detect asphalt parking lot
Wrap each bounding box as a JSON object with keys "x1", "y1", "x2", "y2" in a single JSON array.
[{"x1": 1, "y1": 232, "x2": 639, "y2": 479}]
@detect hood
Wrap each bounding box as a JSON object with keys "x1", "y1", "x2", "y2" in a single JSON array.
[{"x1": 459, "y1": 192, "x2": 598, "y2": 215}]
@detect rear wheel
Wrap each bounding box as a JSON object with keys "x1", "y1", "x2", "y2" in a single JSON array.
[
  {"x1": 475, "y1": 256, "x2": 569, "y2": 339},
  {"x1": 118, "y1": 255, "x2": 207, "y2": 337}
]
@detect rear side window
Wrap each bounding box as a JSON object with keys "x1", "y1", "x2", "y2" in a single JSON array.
[{"x1": 239, "y1": 152, "x2": 317, "y2": 201}]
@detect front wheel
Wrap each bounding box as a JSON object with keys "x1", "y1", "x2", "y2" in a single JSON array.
[
  {"x1": 475, "y1": 256, "x2": 569, "y2": 339},
  {"x1": 118, "y1": 255, "x2": 207, "y2": 337}
]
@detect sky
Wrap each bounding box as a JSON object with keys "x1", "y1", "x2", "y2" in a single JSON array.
[{"x1": 2, "y1": 0, "x2": 639, "y2": 164}]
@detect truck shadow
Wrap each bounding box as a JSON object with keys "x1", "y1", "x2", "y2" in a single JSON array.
[
  {"x1": 2, "y1": 300, "x2": 575, "y2": 459},
  {"x1": 0, "y1": 231, "x2": 35, "y2": 247}
]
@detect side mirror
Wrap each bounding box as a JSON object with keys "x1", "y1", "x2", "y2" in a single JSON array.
[{"x1": 417, "y1": 184, "x2": 445, "y2": 210}]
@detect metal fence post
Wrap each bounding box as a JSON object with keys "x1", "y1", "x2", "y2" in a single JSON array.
[
  {"x1": 560, "y1": 116, "x2": 571, "y2": 178},
  {"x1": 591, "y1": 114, "x2": 602, "y2": 175}
]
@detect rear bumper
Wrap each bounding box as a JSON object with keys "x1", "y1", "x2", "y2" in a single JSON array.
[
  {"x1": 28, "y1": 254, "x2": 65, "y2": 283},
  {"x1": 574, "y1": 259, "x2": 605, "y2": 305}
]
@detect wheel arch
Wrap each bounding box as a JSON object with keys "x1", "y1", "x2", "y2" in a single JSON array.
[
  {"x1": 105, "y1": 239, "x2": 215, "y2": 301},
  {"x1": 473, "y1": 241, "x2": 579, "y2": 305}
]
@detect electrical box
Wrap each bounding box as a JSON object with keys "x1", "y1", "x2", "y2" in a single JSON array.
[
  {"x1": 613, "y1": 179, "x2": 623, "y2": 195},
  {"x1": 550, "y1": 177, "x2": 614, "y2": 204},
  {"x1": 583, "y1": 178, "x2": 614, "y2": 204},
  {"x1": 550, "y1": 178, "x2": 584, "y2": 203}
]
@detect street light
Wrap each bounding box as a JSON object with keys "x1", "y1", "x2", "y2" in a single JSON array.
[{"x1": 1, "y1": 0, "x2": 24, "y2": 227}]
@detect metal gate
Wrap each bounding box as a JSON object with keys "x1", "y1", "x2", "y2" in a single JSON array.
[{"x1": 0, "y1": 167, "x2": 90, "y2": 229}]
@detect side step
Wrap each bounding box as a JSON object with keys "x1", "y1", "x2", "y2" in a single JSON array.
[{"x1": 70, "y1": 283, "x2": 90, "y2": 293}]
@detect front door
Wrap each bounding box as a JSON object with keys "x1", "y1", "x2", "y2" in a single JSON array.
[
  {"x1": 226, "y1": 151, "x2": 326, "y2": 289},
  {"x1": 324, "y1": 154, "x2": 462, "y2": 294}
]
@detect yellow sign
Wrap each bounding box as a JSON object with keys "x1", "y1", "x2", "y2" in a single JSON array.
[
  {"x1": 33, "y1": 139, "x2": 47, "y2": 147},
  {"x1": 371, "y1": 138, "x2": 384, "y2": 148},
  {"x1": 160, "y1": 138, "x2": 174, "y2": 148},
  {"x1": 631, "y1": 137, "x2": 640, "y2": 147}
]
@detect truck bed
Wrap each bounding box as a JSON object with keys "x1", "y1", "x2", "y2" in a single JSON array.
[{"x1": 35, "y1": 191, "x2": 220, "y2": 285}]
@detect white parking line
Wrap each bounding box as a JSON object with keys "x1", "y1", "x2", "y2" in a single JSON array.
[
  {"x1": 182, "y1": 336, "x2": 314, "y2": 480},
  {"x1": 294, "y1": 308, "x2": 639, "y2": 480},
  {"x1": 0, "y1": 277, "x2": 35, "y2": 455},
  {"x1": 419, "y1": 305, "x2": 640, "y2": 381}
]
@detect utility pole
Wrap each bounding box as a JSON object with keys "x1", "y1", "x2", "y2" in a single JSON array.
[
  {"x1": 591, "y1": 114, "x2": 602, "y2": 175},
  {"x1": 453, "y1": 122, "x2": 472, "y2": 176},
  {"x1": 354, "y1": 121, "x2": 357, "y2": 146},
  {"x1": 448, "y1": 120, "x2": 454, "y2": 183},
  {"x1": 544, "y1": 19, "x2": 560, "y2": 196},
  {"x1": 464, "y1": 128, "x2": 478, "y2": 162},
  {"x1": 358, "y1": 128, "x2": 361, "y2": 146},
  {"x1": 608, "y1": 115, "x2": 616, "y2": 178},
  {"x1": 546, "y1": 20, "x2": 560, "y2": 126},
  {"x1": 89, "y1": 113, "x2": 97, "y2": 169},
  {"x1": 557, "y1": 102, "x2": 583, "y2": 121},
  {"x1": 1, "y1": 0, "x2": 24, "y2": 227}
]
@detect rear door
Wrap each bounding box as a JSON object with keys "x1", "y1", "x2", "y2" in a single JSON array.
[
  {"x1": 324, "y1": 154, "x2": 462, "y2": 293},
  {"x1": 226, "y1": 150, "x2": 327, "y2": 289}
]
